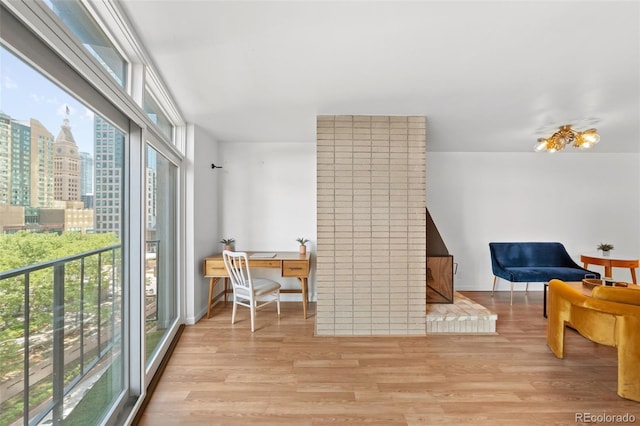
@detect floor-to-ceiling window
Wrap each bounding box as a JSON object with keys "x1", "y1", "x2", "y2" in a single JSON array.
[
  {"x1": 144, "y1": 144, "x2": 178, "y2": 370},
  {"x1": 0, "y1": 44, "x2": 126, "y2": 426},
  {"x1": 0, "y1": 1, "x2": 185, "y2": 423}
]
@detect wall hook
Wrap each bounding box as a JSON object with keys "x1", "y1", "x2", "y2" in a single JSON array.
[{"x1": 211, "y1": 163, "x2": 223, "y2": 170}]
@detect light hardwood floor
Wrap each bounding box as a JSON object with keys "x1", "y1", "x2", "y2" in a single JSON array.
[{"x1": 137, "y1": 292, "x2": 640, "y2": 425}]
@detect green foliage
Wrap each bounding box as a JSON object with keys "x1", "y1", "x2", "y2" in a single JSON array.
[
  {"x1": 0, "y1": 231, "x2": 119, "y2": 271},
  {"x1": 597, "y1": 242, "x2": 614, "y2": 251},
  {"x1": 296, "y1": 237, "x2": 309, "y2": 246},
  {"x1": 0, "y1": 231, "x2": 121, "y2": 404}
]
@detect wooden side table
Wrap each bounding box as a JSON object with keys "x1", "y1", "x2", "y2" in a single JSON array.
[{"x1": 580, "y1": 253, "x2": 638, "y2": 284}]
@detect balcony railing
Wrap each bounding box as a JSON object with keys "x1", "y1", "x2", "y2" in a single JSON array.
[{"x1": 0, "y1": 245, "x2": 122, "y2": 426}]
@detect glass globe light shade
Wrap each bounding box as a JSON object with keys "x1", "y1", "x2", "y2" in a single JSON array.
[
  {"x1": 582, "y1": 129, "x2": 600, "y2": 145},
  {"x1": 578, "y1": 141, "x2": 592, "y2": 150},
  {"x1": 534, "y1": 138, "x2": 548, "y2": 152}
]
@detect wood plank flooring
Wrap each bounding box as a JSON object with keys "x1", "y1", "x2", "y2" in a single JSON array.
[{"x1": 137, "y1": 291, "x2": 640, "y2": 425}]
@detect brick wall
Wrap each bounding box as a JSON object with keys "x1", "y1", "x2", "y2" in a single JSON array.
[{"x1": 316, "y1": 115, "x2": 426, "y2": 335}]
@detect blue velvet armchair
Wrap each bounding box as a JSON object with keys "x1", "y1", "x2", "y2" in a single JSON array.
[{"x1": 489, "y1": 242, "x2": 599, "y2": 304}]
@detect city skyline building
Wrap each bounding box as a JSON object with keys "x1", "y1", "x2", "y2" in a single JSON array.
[
  {"x1": 146, "y1": 166, "x2": 156, "y2": 232},
  {"x1": 9, "y1": 119, "x2": 30, "y2": 206},
  {"x1": 53, "y1": 118, "x2": 81, "y2": 202},
  {"x1": 0, "y1": 114, "x2": 55, "y2": 209},
  {"x1": 79, "y1": 151, "x2": 94, "y2": 209},
  {"x1": 0, "y1": 112, "x2": 95, "y2": 234},
  {"x1": 0, "y1": 113, "x2": 10, "y2": 205},
  {"x1": 93, "y1": 115, "x2": 123, "y2": 237},
  {"x1": 29, "y1": 119, "x2": 54, "y2": 208},
  {"x1": 79, "y1": 151, "x2": 94, "y2": 196}
]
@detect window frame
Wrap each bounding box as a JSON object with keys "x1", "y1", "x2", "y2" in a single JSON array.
[
  {"x1": 2, "y1": 0, "x2": 186, "y2": 154},
  {"x1": 143, "y1": 134, "x2": 182, "y2": 383},
  {"x1": 1, "y1": 0, "x2": 188, "y2": 423},
  {"x1": 43, "y1": 0, "x2": 129, "y2": 88},
  {"x1": 85, "y1": 0, "x2": 187, "y2": 153},
  {"x1": 144, "y1": 88, "x2": 175, "y2": 143}
]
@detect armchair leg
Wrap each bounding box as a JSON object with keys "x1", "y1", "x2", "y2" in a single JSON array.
[
  {"x1": 510, "y1": 282, "x2": 514, "y2": 305},
  {"x1": 492, "y1": 276, "x2": 497, "y2": 297},
  {"x1": 525, "y1": 282, "x2": 529, "y2": 294}
]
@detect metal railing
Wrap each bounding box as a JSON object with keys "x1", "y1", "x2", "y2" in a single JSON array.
[{"x1": 0, "y1": 244, "x2": 121, "y2": 426}]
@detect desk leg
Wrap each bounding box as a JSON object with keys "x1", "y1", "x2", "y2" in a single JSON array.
[
  {"x1": 224, "y1": 277, "x2": 229, "y2": 305},
  {"x1": 207, "y1": 277, "x2": 220, "y2": 319},
  {"x1": 298, "y1": 277, "x2": 308, "y2": 319},
  {"x1": 631, "y1": 268, "x2": 637, "y2": 284},
  {"x1": 605, "y1": 266, "x2": 612, "y2": 278}
]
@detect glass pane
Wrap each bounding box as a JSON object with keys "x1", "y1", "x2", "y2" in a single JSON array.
[
  {"x1": 145, "y1": 145, "x2": 177, "y2": 367},
  {"x1": 144, "y1": 91, "x2": 174, "y2": 142},
  {"x1": 43, "y1": 0, "x2": 127, "y2": 87},
  {"x1": 0, "y1": 46, "x2": 125, "y2": 425}
]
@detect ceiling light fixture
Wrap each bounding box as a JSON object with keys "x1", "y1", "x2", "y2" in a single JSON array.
[{"x1": 534, "y1": 125, "x2": 600, "y2": 153}]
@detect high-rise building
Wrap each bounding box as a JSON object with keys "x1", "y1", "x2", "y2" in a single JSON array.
[
  {"x1": 9, "y1": 120, "x2": 30, "y2": 206},
  {"x1": 79, "y1": 151, "x2": 93, "y2": 196},
  {"x1": 146, "y1": 166, "x2": 156, "y2": 231},
  {"x1": 93, "y1": 116, "x2": 123, "y2": 237},
  {"x1": 0, "y1": 113, "x2": 10, "y2": 205},
  {"x1": 0, "y1": 115, "x2": 54, "y2": 208},
  {"x1": 79, "y1": 151, "x2": 94, "y2": 208},
  {"x1": 29, "y1": 119, "x2": 54, "y2": 208},
  {"x1": 53, "y1": 118, "x2": 81, "y2": 202},
  {"x1": 0, "y1": 115, "x2": 53, "y2": 207}
]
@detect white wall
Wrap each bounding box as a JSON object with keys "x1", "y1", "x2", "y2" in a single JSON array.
[
  {"x1": 426, "y1": 152, "x2": 640, "y2": 290},
  {"x1": 194, "y1": 143, "x2": 640, "y2": 310},
  {"x1": 219, "y1": 141, "x2": 317, "y2": 300},
  {"x1": 185, "y1": 125, "x2": 221, "y2": 323}
]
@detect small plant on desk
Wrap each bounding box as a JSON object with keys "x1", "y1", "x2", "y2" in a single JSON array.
[
  {"x1": 220, "y1": 238, "x2": 235, "y2": 251},
  {"x1": 296, "y1": 237, "x2": 309, "y2": 255},
  {"x1": 597, "y1": 243, "x2": 614, "y2": 256}
]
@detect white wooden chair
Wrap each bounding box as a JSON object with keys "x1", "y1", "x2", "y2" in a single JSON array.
[{"x1": 222, "y1": 250, "x2": 281, "y2": 332}]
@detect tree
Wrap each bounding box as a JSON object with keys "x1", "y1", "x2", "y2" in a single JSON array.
[{"x1": 0, "y1": 231, "x2": 121, "y2": 383}]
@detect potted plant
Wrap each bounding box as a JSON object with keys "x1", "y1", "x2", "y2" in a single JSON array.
[
  {"x1": 296, "y1": 237, "x2": 309, "y2": 255},
  {"x1": 597, "y1": 243, "x2": 614, "y2": 257},
  {"x1": 220, "y1": 238, "x2": 235, "y2": 251}
]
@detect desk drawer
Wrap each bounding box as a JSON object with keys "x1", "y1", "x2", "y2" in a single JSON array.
[
  {"x1": 250, "y1": 259, "x2": 281, "y2": 268},
  {"x1": 282, "y1": 260, "x2": 309, "y2": 277},
  {"x1": 205, "y1": 267, "x2": 228, "y2": 277},
  {"x1": 204, "y1": 260, "x2": 228, "y2": 277}
]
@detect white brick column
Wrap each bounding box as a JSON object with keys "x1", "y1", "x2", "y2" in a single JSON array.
[{"x1": 316, "y1": 115, "x2": 426, "y2": 335}]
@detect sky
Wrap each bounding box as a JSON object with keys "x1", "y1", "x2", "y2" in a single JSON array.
[{"x1": 0, "y1": 45, "x2": 96, "y2": 154}]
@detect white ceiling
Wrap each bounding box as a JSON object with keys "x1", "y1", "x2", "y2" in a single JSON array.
[{"x1": 120, "y1": 1, "x2": 640, "y2": 152}]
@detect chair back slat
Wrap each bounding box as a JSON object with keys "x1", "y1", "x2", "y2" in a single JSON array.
[{"x1": 222, "y1": 250, "x2": 252, "y2": 291}]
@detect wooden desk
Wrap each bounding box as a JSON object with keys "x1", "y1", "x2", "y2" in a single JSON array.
[
  {"x1": 581, "y1": 253, "x2": 639, "y2": 284},
  {"x1": 203, "y1": 251, "x2": 311, "y2": 319}
]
